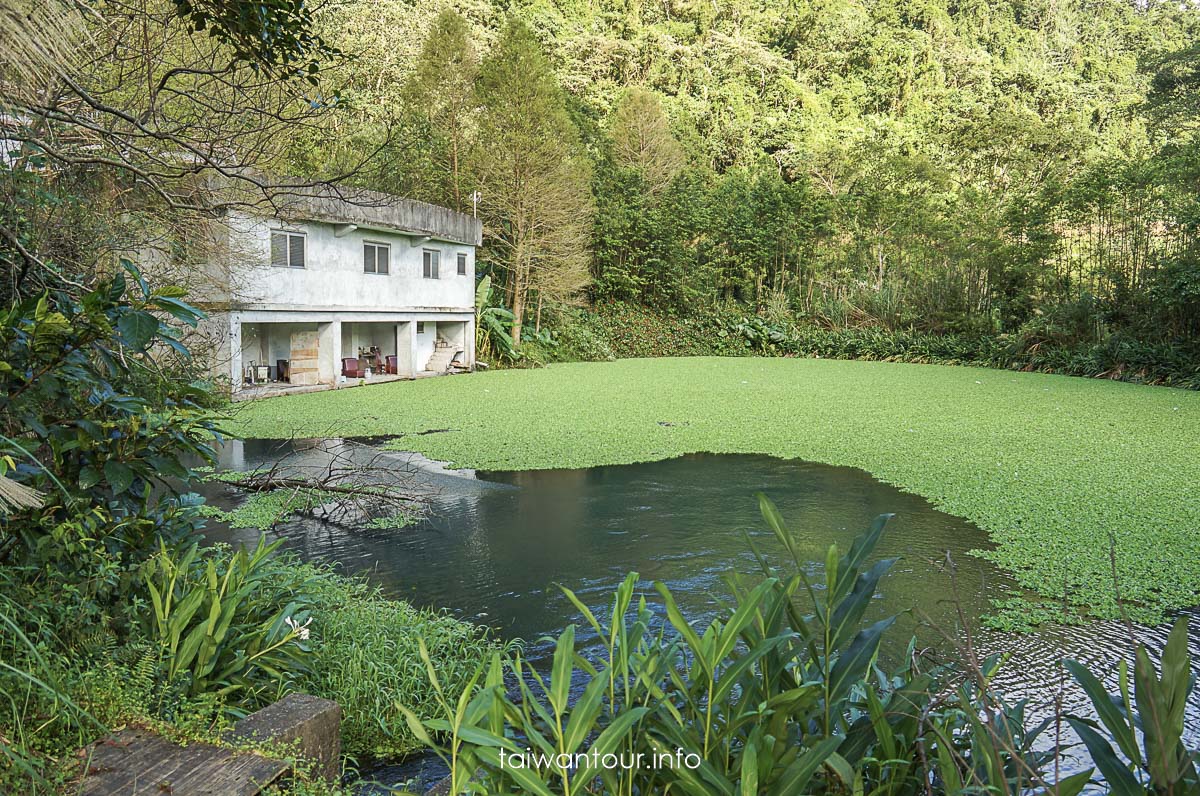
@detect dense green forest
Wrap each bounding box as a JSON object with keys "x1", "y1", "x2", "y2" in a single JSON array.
[{"x1": 287, "y1": 0, "x2": 1200, "y2": 380}]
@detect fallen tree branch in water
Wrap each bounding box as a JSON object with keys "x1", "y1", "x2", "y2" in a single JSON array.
[{"x1": 203, "y1": 439, "x2": 436, "y2": 530}]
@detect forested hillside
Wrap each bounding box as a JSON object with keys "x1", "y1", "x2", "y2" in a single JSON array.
[{"x1": 297, "y1": 0, "x2": 1200, "y2": 379}]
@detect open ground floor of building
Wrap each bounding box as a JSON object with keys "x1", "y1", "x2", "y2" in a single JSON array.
[{"x1": 209, "y1": 309, "x2": 475, "y2": 397}]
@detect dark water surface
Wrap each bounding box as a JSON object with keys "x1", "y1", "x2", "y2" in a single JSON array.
[{"x1": 205, "y1": 439, "x2": 1200, "y2": 790}]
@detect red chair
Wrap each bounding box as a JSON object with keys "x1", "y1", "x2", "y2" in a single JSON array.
[
  {"x1": 385, "y1": 355, "x2": 398, "y2": 375},
  {"x1": 341, "y1": 357, "x2": 366, "y2": 378}
]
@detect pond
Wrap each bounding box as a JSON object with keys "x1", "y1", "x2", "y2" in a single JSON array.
[{"x1": 205, "y1": 439, "x2": 1200, "y2": 789}]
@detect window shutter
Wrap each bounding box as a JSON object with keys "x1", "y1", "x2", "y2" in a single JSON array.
[
  {"x1": 378, "y1": 245, "x2": 389, "y2": 274},
  {"x1": 457, "y1": 253, "x2": 467, "y2": 275},
  {"x1": 288, "y1": 233, "x2": 305, "y2": 268},
  {"x1": 363, "y1": 244, "x2": 375, "y2": 273},
  {"x1": 270, "y1": 232, "x2": 288, "y2": 267}
]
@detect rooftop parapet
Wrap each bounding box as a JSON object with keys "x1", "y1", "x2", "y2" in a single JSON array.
[
  {"x1": 201, "y1": 172, "x2": 483, "y2": 247},
  {"x1": 274, "y1": 185, "x2": 483, "y2": 247}
]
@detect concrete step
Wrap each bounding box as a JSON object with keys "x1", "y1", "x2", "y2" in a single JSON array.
[
  {"x1": 424, "y1": 351, "x2": 458, "y2": 371},
  {"x1": 80, "y1": 694, "x2": 340, "y2": 795}
]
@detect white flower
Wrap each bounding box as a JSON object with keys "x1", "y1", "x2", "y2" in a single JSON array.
[{"x1": 285, "y1": 616, "x2": 312, "y2": 641}]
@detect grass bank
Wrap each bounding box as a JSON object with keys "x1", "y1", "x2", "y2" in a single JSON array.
[
  {"x1": 228, "y1": 357, "x2": 1200, "y2": 624},
  {"x1": 0, "y1": 555, "x2": 492, "y2": 791}
]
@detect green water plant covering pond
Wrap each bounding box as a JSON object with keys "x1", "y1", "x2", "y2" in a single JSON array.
[{"x1": 229, "y1": 357, "x2": 1200, "y2": 626}]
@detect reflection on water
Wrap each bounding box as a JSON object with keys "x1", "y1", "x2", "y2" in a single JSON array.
[{"x1": 204, "y1": 439, "x2": 1200, "y2": 786}]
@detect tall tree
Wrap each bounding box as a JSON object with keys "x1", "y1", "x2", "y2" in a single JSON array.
[
  {"x1": 402, "y1": 9, "x2": 479, "y2": 212},
  {"x1": 0, "y1": 0, "x2": 353, "y2": 304},
  {"x1": 610, "y1": 87, "x2": 685, "y2": 195},
  {"x1": 474, "y1": 17, "x2": 593, "y2": 348}
]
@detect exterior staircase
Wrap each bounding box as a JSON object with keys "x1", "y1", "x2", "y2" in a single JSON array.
[{"x1": 424, "y1": 339, "x2": 461, "y2": 373}]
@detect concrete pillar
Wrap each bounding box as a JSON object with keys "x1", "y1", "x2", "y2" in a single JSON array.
[
  {"x1": 218, "y1": 439, "x2": 245, "y2": 470},
  {"x1": 229, "y1": 313, "x2": 243, "y2": 392},
  {"x1": 395, "y1": 321, "x2": 416, "y2": 377},
  {"x1": 464, "y1": 317, "x2": 476, "y2": 369},
  {"x1": 317, "y1": 320, "x2": 342, "y2": 385}
]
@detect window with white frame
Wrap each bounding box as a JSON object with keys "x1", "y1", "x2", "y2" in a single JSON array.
[
  {"x1": 416, "y1": 321, "x2": 425, "y2": 334},
  {"x1": 363, "y1": 242, "x2": 390, "y2": 274},
  {"x1": 457, "y1": 252, "x2": 468, "y2": 276},
  {"x1": 423, "y1": 249, "x2": 440, "y2": 279},
  {"x1": 270, "y1": 230, "x2": 305, "y2": 268}
]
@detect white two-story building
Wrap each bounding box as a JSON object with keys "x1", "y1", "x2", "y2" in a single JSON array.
[{"x1": 200, "y1": 187, "x2": 482, "y2": 395}]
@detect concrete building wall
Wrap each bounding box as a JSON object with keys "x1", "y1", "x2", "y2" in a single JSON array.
[
  {"x1": 240, "y1": 322, "x2": 265, "y2": 365},
  {"x1": 267, "y1": 323, "x2": 314, "y2": 365},
  {"x1": 227, "y1": 212, "x2": 476, "y2": 312},
  {"x1": 415, "y1": 321, "x2": 436, "y2": 369},
  {"x1": 341, "y1": 322, "x2": 398, "y2": 360},
  {"x1": 197, "y1": 192, "x2": 479, "y2": 394},
  {"x1": 240, "y1": 323, "x2": 318, "y2": 369}
]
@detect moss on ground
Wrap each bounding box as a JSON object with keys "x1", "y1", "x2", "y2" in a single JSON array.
[{"x1": 227, "y1": 357, "x2": 1200, "y2": 623}]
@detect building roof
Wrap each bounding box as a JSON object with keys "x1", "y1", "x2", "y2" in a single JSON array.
[{"x1": 273, "y1": 184, "x2": 483, "y2": 247}]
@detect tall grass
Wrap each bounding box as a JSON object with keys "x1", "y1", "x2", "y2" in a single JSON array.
[
  {"x1": 0, "y1": 596, "x2": 102, "y2": 790},
  {"x1": 0, "y1": 554, "x2": 496, "y2": 789},
  {"x1": 288, "y1": 566, "x2": 498, "y2": 759}
]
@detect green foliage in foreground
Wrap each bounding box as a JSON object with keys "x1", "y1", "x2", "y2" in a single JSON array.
[
  {"x1": 140, "y1": 538, "x2": 312, "y2": 700},
  {"x1": 290, "y1": 565, "x2": 500, "y2": 759},
  {"x1": 0, "y1": 261, "x2": 488, "y2": 787},
  {"x1": 140, "y1": 543, "x2": 497, "y2": 758},
  {"x1": 230, "y1": 358, "x2": 1200, "y2": 625},
  {"x1": 0, "y1": 552, "x2": 493, "y2": 790},
  {"x1": 0, "y1": 267, "x2": 220, "y2": 623},
  {"x1": 409, "y1": 499, "x2": 1198, "y2": 795}
]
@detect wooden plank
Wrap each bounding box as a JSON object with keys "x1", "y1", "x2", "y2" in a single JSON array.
[
  {"x1": 289, "y1": 329, "x2": 320, "y2": 386},
  {"x1": 79, "y1": 728, "x2": 289, "y2": 796}
]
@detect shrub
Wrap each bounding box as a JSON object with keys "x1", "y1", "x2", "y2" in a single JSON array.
[
  {"x1": 781, "y1": 326, "x2": 1002, "y2": 364},
  {"x1": 288, "y1": 565, "x2": 498, "y2": 759},
  {"x1": 0, "y1": 266, "x2": 222, "y2": 640},
  {"x1": 730, "y1": 317, "x2": 1200, "y2": 389},
  {"x1": 542, "y1": 300, "x2": 1200, "y2": 388},
  {"x1": 138, "y1": 538, "x2": 314, "y2": 702},
  {"x1": 548, "y1": 303, "x2": 748, "y2": 361},
  {"x1": 551, "y1": 308, "x2": 616, "y2": 362},
  {"x1": 138, "y1": 544, "x2": 498, "y2": 757},
  {"x1": 1002, "y1": 330, "x2": 1200, "y2": 388}
]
